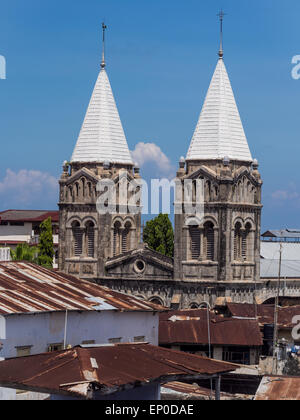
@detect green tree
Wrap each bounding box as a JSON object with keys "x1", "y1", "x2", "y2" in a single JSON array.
[
  {"x1": 143, "y1": 214, "x2": 174, "y2": 258},
  {"x1": 38, "y1": 217, "x2": 54, "y2": 268},
  {"x1": 10, "y1": 243, "x2": 39, "y2": 263}
]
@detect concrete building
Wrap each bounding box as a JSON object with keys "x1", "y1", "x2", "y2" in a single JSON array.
[
  {"x1": 0, "y1": 249, "x2": 10, "y2": 262},
  {"x1": 159, "y1": 309, "x2": 263, "y2": 366},
  {"x1": 0, "y1": 210, "x2": 59, "y2": 267}
]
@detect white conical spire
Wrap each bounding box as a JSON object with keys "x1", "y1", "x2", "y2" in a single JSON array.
[
  {"x1": 186, "y1": 57, "x2": 253, "y2": 162},
  {"x1": 71, "y1": 24, "x2": 133, "y2": 165}
]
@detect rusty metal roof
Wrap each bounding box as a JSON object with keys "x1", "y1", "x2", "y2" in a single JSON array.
[
  {"x1": 161, "y1": 381, "x2": 238, "y2": 400},
  {"x1": 0, "y1": 262, "x2": 164, "y2": 314},
  {"x1": 0, "y1": 344, "x2": 237, "y2": 399},
  {"x1": 227, "y1": 303, "x2": 300, "y2": 329},
  {"x1": 160, "y1": 309, "x2": 220, "y2": 322},
  {"x1": 255, "y1": 376, "x2": 300, "y2": 400},
  {"x1": 160, "y1": 317, "x2": 263, "y2": 347},
  {"x1": 0, "y1": 210, "x2": 59, "y2": 223}
]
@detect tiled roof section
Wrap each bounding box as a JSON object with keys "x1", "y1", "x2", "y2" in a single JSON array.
[
  {"x1": 159, "y1": 317, "x2": 263, "y2": 347},
  {"x1": 0, "y1": 210, "x2": 59, "y2": 223},
  {"x1": 255, "y1": 376, "x2": 300, "y2": 401},
  {"x1": 227, "y1": 303, "x2": 300, "y2": 329},
  {"x1": 0, "y1": 344, "x2": 237, "y2": 398},
  {"x1": 187, "y1": 58, "x2": 252, "y2": 162},
  {"x1": 71, "y1": 68, "x2": 133, "y2": 165},
  {"x1": 0, "y1": 262, "x2": 164, "y2": 315}
]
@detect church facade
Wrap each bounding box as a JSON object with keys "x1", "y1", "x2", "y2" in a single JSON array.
[{"x1": 58, "y1": 31, "x2": 300, "y2": 309}]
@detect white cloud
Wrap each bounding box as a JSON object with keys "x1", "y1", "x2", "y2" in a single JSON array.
[
  {"x1": 131, "y1": 142, "x2": 175, "y2": 179},
  {"x1": 0, "y1": 169, "x2": 58, "y2": 207},
  {"x1": 271, "y1": 190, "x2": 300, "y2": 201}
]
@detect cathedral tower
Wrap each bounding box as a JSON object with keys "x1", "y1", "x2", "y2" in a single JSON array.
[
  {"x1": 59, "y1": 25, "x2": 141, "y2": 279},
  {"x1": 174, "y1": 15, "x2": 263, "y2": 284}
]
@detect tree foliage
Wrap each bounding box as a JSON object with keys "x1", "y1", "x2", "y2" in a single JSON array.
[
  {"x1": 143, "y1": 214, "x2": 174, "y2": 258},
  {"x1": 10, "y1": 243, "x2": 38, "y2": 263},
  {"x1": 38, "y1": 217, "x2": 54, "y2": 269}
]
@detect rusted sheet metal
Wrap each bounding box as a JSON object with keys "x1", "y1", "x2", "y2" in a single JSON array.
[
  {"x1": 255, "y1": 376, "x2": 300, "y2": 400},
  {"x1": 0, "y1": 210, "x2": 59, "y2": 223},
  {"x1": 162, "y1": 381, "x2": 213, "y2": 398},
  {"x1": 162, "y1": 381, "x2": 236, "y2": 400},
  {"x1": 0, "y1": 262, "x2": 164, "y2": 315},
  {"x1": 160, "y1": 309, "x2": 220, "y2": 322},
  {"x1": 160, "y1": 318, "x2": 263, "y2": 347},
  {"x1": 0, "y1": 344, "x2": 237, "y2": 399},
  {"x1": 227, "y1": 303, "x2": 300, "y2": 328}
]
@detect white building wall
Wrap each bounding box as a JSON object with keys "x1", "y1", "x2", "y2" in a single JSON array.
[
  {"x1": 1, "y1": 310, "x2": 159, "y2": 359},
  {"x1": 0, "y1": 310, "x2": 159, "y2": 400},
  {"x1": 0, "y1": 223, "x2": 33, "y2": 242},
  {"x1": 0, "y1": 249, "x2": 11, "y2": 262}
]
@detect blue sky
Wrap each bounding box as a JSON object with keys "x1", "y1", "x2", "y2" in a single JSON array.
[{"x1": 0, "y1": 0, "x2": 300, "y2": 231}]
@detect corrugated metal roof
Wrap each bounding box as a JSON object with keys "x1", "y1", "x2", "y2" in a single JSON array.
[
  {"x1": 0, "y1": 344, "x2": 237, "y2": 399},
  {"x1": 262, "y1": 230, "x2": 300, "y2": 239},
  {"x1": 227, "y1": 303, "x2": 300, "y2": 329},
  {"x1": 71, "y1": 68, "x2": 133, "y2": 165},
  {"x1": 186, "y1": 58, "x2": 252, "y2": 162},
  {"x1": 160, "y1": 317, "x2": 263, "y2": 347},
  {"x1": 261, "y1": 242, "x2": 300, "y2": 261},
  {"x1": 261, "y1": 259, "x2": 300, "y2": 279},
  {"x1": 0, "y1": 210, "x2": 59, "y2": 223},
  {"x1": 0, "y1": 262, "x2": 164, "y2": 315},
  {"x1": 161, "y1": 381, "x2": 238, "y2": 400},
  {"x1": 255, "y1": 376, "x2": 300, "y2": 400},
  {"x1": 160, "y1": 309, "x2": 219, "y2": 322}
]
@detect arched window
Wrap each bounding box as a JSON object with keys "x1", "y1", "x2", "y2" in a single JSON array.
[
  {"x1": 85, "y1": 221, "x2": 95, "y2": 258},
  {"x1": 82, "y1": 179, "x2": 86, "y2": 198},
  {"x1": 189, "y1": 226, "x2": 200, "y2": 260},
  {"x1": 113, "y1": 221, "x2": 122, "y2": 256},
  {"x1": 72, "y1": 221, "x2": 82, "y2": 257},
  {"x1": 234, "y1": 222, "x2": 243, "y2": 261},
  {"x1": 122, "y1": 222, "x2": 131, "y2": 253},
  {"x1": 149, "y1": 297, "x2": 164, "y2": 306},
  {"x1": 242, "y1": 223, "x2": 252, "y2": 261},
  {"x1": 204, "y1": 222, "x2": 215, "y2": 261},
  {"x1": 87, "y1": 182, "x2": 92, "y2": 198}
]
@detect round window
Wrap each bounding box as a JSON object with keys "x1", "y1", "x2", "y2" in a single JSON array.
[{"x1": 134, "y1": 260, "x2": 146, "y2": 274}]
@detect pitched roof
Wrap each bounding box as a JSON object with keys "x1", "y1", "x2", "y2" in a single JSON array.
[
  {"x1": 255, "y1": 376, "x2": 300, "y2": 400},
  {"x1": 262, "y1": 229, "x2": 300, "y2": 240},
  {"x1": 227, "y1": 303, "x2": 300, "y2": 329},
  {"x1": 186, "y1": 58, "x2": 253, "y2": 162},
  {"x1": 0, "y1": 210, "x2": 59, "y2": 223},
  {"x1": 159, "y1": 317, "x2": 263, "y2": 347},
  {"x1": 71, "y1": 68, "x2": 133, "y2": 165},
  {"x1": 0, "y1": 344, "x2": 237, "y2": 399},
  {"x1": 0, "y1": 261, "x2": 164, "y2": 315}
]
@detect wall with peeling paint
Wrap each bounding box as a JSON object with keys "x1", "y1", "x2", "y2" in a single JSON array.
[
  {"x1": 0, "y1": 309, "x2": 159, "y2": 400},
  {"x1": 0, "y1": 310, "x2": 159, "y2": 359}
]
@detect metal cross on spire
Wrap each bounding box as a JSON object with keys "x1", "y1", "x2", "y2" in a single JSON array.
[
  {"x1": 101, "y1": 22, "x2": 107, "y2": 69},
  {"x1": 217, "y1": 10, "x2": 226, "y2": 58}
]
